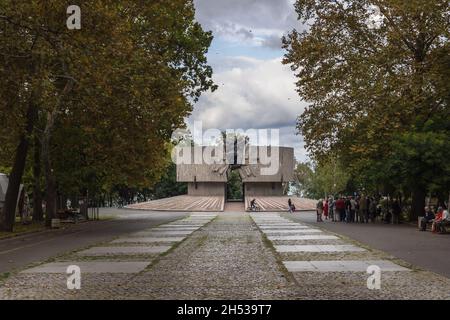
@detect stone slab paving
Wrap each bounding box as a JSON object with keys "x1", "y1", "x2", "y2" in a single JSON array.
[
  {"x1": 129, "y1": 230, "x2": 194, "y2": 237},
  {"x1": 117, "y1": 212, "x2": 297, "y2": 299},
  {"x1": 258, "y1": 223, "x2": 306, "y2": 226},
  {"x1": 268, "y1": 235, "x2": 339, "y2": 241},
  {"x1": 283, "y1": 260, "x2": 410, "y2": 272},
  {"x1": 254, "y1": 218, "x2": 287, "y2": 220},
  {"x1": 263, "y1": 229, "x2": 323, "y2": 234},
  {"x1": 249, "y1": 213, "x2": 450, "y2": 299},
  {"x1": 190, "y1": 215, "x2": 217, "y2": 217},
  {"x1": 157, "y1": 225, "x2": 203, "y2": 228},
  {"x1": 150, "y1": 227, "x2": 199, "y2": 232},
  {"x1": 21, "y1": 261, "x2": 150, "y2": 274},
  {"x1": 275, "y1": 245, "x2": 367, "y2": 253},
  {"x1": 253, "y1": 219, "x2": 291, "y2": 222},
  {"x1": 111, "y1": 237, "x2": 185, "y2": 243},
  {"x1": 78, "y1": 246, "x2": 171, "y2": 256},
  {"x1": 259, "y1": 226, "x2": 310, "y2": 229}
]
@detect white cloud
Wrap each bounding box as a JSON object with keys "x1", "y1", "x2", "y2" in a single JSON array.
[
  {"x1": 188, "y1": 57, "x2": 309, "y2": 161},
  {"x1": 191, "y1": 57, "x2": 307, "y2": 129},
  {"x1": 188, "y1": 0, "x2": 310, "y2": 162},
  {"x1": 194, "y1": 0, "x2": 302, "y2": 48}
]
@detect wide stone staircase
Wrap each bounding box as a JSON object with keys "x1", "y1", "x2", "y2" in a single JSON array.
[
  {"x1": 126, "y1": 195, "x2": 224, "y2": 212},
  {"x1": 245, "y1": 196, "x2": 316, "y2": 212}
]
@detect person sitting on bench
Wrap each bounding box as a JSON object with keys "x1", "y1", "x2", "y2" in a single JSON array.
[
  {"x1": 432, "y1": 207, "x2": 444, "y2": 233},
  {"x1": 433, "y1": 209, "x2": 449, "y2": 234},
  {"x1": 420, "y1": 206, "x2": 435, "y2": 231}
]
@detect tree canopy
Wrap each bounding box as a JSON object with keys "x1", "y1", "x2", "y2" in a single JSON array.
[
  {"x1": 283, "y1": 0, "x2": 449, "y2": 219},
  {"x1": 0, "y1": 1, "x2": 216, "y2": 231}
]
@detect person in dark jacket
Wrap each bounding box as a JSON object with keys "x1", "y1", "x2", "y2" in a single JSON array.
[
  {"x1": 391, "y1": 199, "x2": 401, "y2": 224},
  {"x1": 420, "y1": 206, "x2": 435, "y2": 231}
]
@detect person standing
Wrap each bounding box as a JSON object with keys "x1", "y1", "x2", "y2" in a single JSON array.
[
  {"x1": 316, "y1": 199, "x2": 324, "y2": 222},
  {"x1": 350, "y1": 196, "x2": 357, "y2": 223},
  {"x1": 336, "y1": 197, "x2": 345, "y2": 222},
  {"x1": 329, "y1": 197, "x2": 335, "y2": 221},
  {"x1": 21, "y1": 192, "x2": 31, "y2": 225},
  {"x1": 345, "y1": 196, "x2": 351, "y2": 223},
  {"x1": 369, "y1": 197, "x2": 377, "y2": 223},
  {"x1": 391, "y1": 199, "x2": 401, "y2": 224},
  {"x1": 359, "y1": 194, "x2": 367, "y2": 223},
  {"x1": 324, "y1": 198, "x2": 329, "y2": 220},
  {"x1": 355, "y1": 196, "x2": 361, "y2": 222}
]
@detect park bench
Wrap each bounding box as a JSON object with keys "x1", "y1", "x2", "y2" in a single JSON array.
[
  {"x1": 57, "y1": 209, "x2": 84, "y2": 222},
  {"x1": 436, "y1": 220, "x2": 450, "y2": 234},
  {"x1": 418, "y1": 216, "x2": 432, "y2": 231},
  {"x1": 417, "y1": 216, "x2": 450, "y2": 233}
]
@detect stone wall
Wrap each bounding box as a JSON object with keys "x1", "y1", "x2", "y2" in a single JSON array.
[
  {"x1": 244, "y1": 182, "x2": 283, "y2": 197},
  {"x1": 187, "y1": 182, "x2": 226, "y2": 196}
]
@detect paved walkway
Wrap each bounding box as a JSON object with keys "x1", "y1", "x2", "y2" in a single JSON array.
[
  {"x1": 285, "y1": 211, "x2": 450, "y2": 278},
  {"x1": 0, "y1": 210, "x2": 449, "y2": 299},
  {"x1": 0, "y1": 209, "x2": 186, "y2": 274}
]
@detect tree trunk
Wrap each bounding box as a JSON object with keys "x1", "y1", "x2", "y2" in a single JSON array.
[
  {"x1": 17, "y1": 188, "x2": 25, "y2": 223},
  {"x1": 43, "y1": 160, "x2": 57, "y2": 227},
  {"x1": 447, "y1": 192, "x2": 450, "y2": 210},
  {"x1": 32, "y1": 130, "x2": 44, "y2": 221},
  {"x1": 41, "y1": 76, "x2": 74, "y2": 227},
  {"x1": 0, "y1": 98, "x2": 38, "y2": 231},
  {"x1": 411, "y1": 187, "x2": 426, "y2": 221},
  {"x1": 43, "y1": 110, "x2": 57, "y2": 227}
]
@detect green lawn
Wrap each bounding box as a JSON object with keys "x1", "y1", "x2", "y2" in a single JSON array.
[{"x1": 0, "y1": 221, "x2": 47, "y2": 240}]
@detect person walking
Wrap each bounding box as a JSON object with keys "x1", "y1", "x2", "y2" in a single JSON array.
[
  {"x1": 250, "y1": 198, "x2": 257, "y2": 211},
  {"x1": 288, "y1": 198, "x2": 296, "y2": 213}
]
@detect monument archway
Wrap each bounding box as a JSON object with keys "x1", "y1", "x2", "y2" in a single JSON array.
[{"x1": 226, "y1": 167, "x2": 244, "y2": 202}]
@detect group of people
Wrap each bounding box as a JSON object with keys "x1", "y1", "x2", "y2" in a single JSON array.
[
  {"x1": 315, "y1": 195, "x2": 401, "y2": 224},
  {"x1": 419, "y1": 206, "x2": 449, "y2": 233}
]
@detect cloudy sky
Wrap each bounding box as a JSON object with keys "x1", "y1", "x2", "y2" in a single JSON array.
[{"x1": 189, "y1": 0, "x2": 309, "y2": 162}]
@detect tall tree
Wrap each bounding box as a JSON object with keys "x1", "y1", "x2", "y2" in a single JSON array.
[
  {"x1": 0, "y1": 1, "x2": 216, "y2": 231},
  {"x1": 283, "y1": 0, "x2": 449, "y2": 219}
]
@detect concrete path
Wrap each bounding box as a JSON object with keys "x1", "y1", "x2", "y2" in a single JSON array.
[{"x1": 0, "y1": 208, "x2": 186, "y2": 274}]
